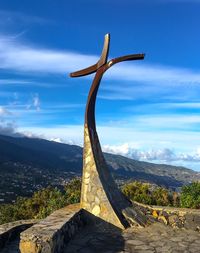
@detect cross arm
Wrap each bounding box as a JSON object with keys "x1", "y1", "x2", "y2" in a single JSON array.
[
  {"x1": 107, "y1": 53, "x2": 145, "y2": 69},
  {"x1": 70, "y1": 63, "x2": 98, "y2": 77},
  {"x1": 70, "y1": 34, "x2": 110, "y2": 78}
]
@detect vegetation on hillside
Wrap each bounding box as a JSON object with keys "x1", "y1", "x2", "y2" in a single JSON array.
[
  {"x1": 122, "y1": 181, "x2": 200, "y2": 208},
  {"x1": 121, "y1": 181, "x2": 179, "y2": 207},
  {"x1": 0, "y1": 178, "x2": 81, "y2": 225},
  {"x1": 0, "y1": 179, "x2": 200, "y2": 225}
]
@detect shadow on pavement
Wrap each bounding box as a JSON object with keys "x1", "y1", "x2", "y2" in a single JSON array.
[{"x1": 64, "y1": 210, "x2": 126, "y2": 253}]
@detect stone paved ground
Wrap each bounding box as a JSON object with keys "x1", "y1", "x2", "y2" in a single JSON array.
[
  {"x1": 64, "y1": 222, "x2": 200, "y2": 253},
  {"x1": 1, "y1": 222, "x2": 200, "y2": 253}
]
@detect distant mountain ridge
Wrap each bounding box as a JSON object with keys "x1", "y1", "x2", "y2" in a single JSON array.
[{"x1": 0, "y1": 134, "x2": 199, "y2": 193}]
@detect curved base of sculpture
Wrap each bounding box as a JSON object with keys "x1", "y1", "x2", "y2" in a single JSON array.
[{"x1": 81, "y1": 124, "x2": 146, "y2": 229}]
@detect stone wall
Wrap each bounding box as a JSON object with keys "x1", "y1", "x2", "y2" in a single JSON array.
[
  {"x1": 20, "y1": 204, "x2": 85, "y2": 253},
  {"x1": 135, "y1": 202, "x2": 200, "y2": 231},
  {"x1": 0, "y1": 219, "x2": 38, "y2": 250}
]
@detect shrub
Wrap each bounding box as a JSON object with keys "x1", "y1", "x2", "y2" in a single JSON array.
[
  {"x1": 122, "y1": 181, "x2": 154, "y2": 205},
  {"x1": 122, "y1": 181, "x2": 175, "y2": 206},
  {"x1": 180, "y1": 182, "x2": 200, "y2": 209}
]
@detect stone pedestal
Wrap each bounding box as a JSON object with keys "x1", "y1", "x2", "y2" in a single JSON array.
[{"x1": 81, "y1": 125, "x2": 146, "y2": 229}]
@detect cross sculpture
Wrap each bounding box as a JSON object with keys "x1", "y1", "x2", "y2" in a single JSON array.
[{"x1": 70, "y1": 34, "x2": 146, "y2": 229}]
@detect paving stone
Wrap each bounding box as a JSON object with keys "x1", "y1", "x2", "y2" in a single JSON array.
[
  {"x1": 134, "y1": 245, "x2": 154, "y2": 250},
  {"x1": 171, "y1": 237, "x2": 184, "y2": 242},
  {"x1": 126, "y1": 239, "x2": 144, "y2": 245}
]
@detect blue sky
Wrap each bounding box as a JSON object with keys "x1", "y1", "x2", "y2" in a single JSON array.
[{"x1": 1, "y1": 0, "x2": 200, "y2": 171}]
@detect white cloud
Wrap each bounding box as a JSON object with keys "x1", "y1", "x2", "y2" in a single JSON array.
[
  {"x1": 50, "y1": 137, "x2": 62, "y2": 143},
  {"x1": 103, "y1": 143, "x2": 136, "y2": 156},
  {"x1": 26, "y1": 93, "x2": 41, "y2": 111},
  {"x1": 0, "y1": 107, "x2": 12, "y2": 116},
  {"x1": 49, "y1": 137, "x2": 77, "y2": 145},
  {"x1": 0, "y1": 106, "x2": 20, "y2": 136},
  {"x1": 33, "y1": 94, "x2": 40, "y2": 111},
  {"x1": 164, "y1": 102, "x2": 200, "y2": 109},
  {"x1": 0, "y1": 36, "x2": 97, "y2": 75},
  {"x1": 103, "y1": 144, "x2": 176, "y2": 161},
  {"x1": 103, "y1": 143, "x2": 200, "y2": 163},
  {"x1": 0, "y1": 120, "x2": 21, "y2": 137},
  {"x1": 1, "y1": 34, "x2": 200, "y2": 88},
  {"x1": 105, "y1": 63, "x2": 200, "y2": 84},
  {"x1": 0, "y1": 79, "x2": 31, "y2": 85},
  {"x1": 19, "y1": 125, "x2": 84, "y2": 146}
]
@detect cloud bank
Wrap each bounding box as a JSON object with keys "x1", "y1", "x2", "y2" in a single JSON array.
[{"x1": 103, "y1": 143, "x2": 200, "y2": 163}]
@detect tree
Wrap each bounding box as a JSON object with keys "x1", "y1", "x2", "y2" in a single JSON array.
[
  {"x1": 152, "y1": 187, "x2": 173, "y2": 206},
  {"x1": 180, "y1": 182, "x2": 200, "y2": 209},
  {"x1": 122, "y1": 181, "x2": 175, "y2": 206},
  {"x1": 122, "y1": 181, "x2": 153, "y2": 205}
]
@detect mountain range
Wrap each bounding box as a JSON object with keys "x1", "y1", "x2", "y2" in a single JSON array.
[{"x1": 0, "y1": 134, "x2": 199, "y2": 203}]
